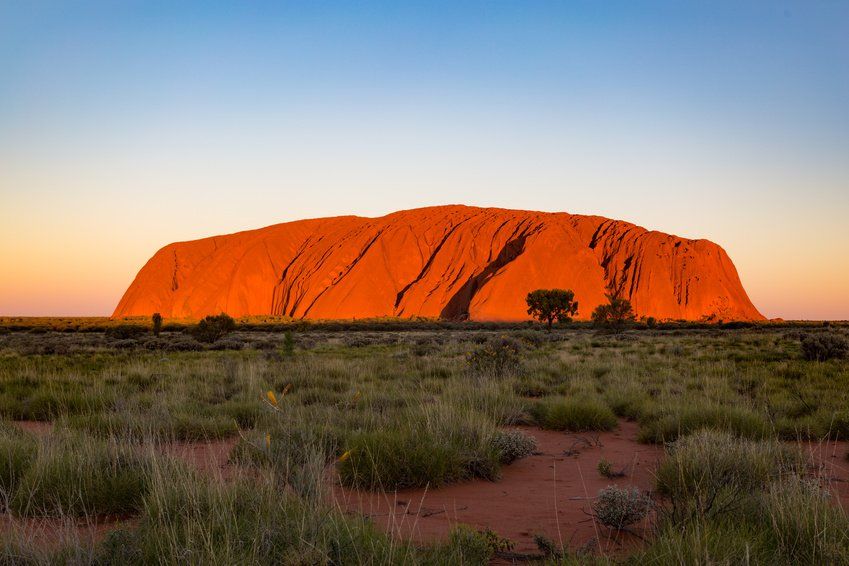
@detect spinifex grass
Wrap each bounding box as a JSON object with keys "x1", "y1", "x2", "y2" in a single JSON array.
[{"x1": 0, "y1": 323, "x2": 846, "y2": 562}]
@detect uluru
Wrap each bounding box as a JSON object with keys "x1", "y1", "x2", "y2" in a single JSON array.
[{"x1": 113, "y1": 205, "x2": 763, "y2": 322}]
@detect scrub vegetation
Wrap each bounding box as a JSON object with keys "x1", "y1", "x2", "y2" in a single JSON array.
[{"x1": 0, "y1": 319, "x2": 847, "y2": 563}]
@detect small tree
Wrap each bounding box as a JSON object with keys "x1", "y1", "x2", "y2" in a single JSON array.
[
  {"x1": 591, "y1": 294, "x2": 636, "y2": 329},
  {"x1": 193, "y1": 313, "x2": 236, "y2": 343},
  {"x1": 152, "y1": 313, "x2": 163, "y2": 337},
  {"x1": 526, "y1": 289, "x2": 579, "y2": 331}
]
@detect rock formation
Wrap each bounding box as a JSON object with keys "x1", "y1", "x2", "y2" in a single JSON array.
[{"x1": 113, "y1": 205, "x2": 763, "y2": 321}]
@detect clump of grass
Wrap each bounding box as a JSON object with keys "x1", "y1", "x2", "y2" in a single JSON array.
[
  {"x1": 98, "y1": 464, "x2": 411, "y2": 565},
  {"x1": 0, "y1": 423, "x2": 36, "y2": 496},
  {"x1": 66, "y1": 409, "x2": 237, "y2": 442},
  {"x1": 655, "y1": 429, "x2": 804, "y2": 520},
  {"x1": 230, "y1": 419, "x2": 339, "y2": 500},
  {"x1": 438, "y1": 526, "x2": 514, "y2": 564},
  {"x1": 9, "y1": 431, "x2": 151, "y2": 517},
  {"x1": 530, "y1": 397, "x2": 617, "y2": 431},
  {"x1": 640, "y1": 443, "x2": 849, "y2": 564},
  {"x1": 0, "y1": 388, "x2": 107, "y2": 421},
  {"x1": 760, "y1": 475, "x2": 849, "y2": 563},
  {"x1": 603, "y1": 382, "x2": 652, "y2": 420},
  {"x1": 337, "y1": 408, "x2": 503, "y2": 489},
  {"x1": 596, "y1": 457, "x2": 625, "y2": 479},
  {"x1": 638, "y1": 404, "x2": 771, "y2": 443}
]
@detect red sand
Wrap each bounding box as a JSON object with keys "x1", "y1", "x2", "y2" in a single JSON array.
[
  {"x1": 114, "y1": 205, "x2": 763, "y2": 322},
  {"x1": 334, "y1": 421, "x2": 663, "y2": 554}
]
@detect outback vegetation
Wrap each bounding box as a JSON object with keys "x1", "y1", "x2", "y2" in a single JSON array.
[
  {"x1": 526, "y1": 289, "x2": 579, "y2": 331},
  {"x1": 0, "y1": 318, "x2": 847, "y2": 564}
]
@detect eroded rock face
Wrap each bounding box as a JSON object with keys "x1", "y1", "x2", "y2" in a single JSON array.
[{"x1": 113, "y1": 205, "x2": 763, "y2": 321}]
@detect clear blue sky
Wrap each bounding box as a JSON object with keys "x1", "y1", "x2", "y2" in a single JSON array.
[{"x1": 1, "y1": 1, "x2": 847, "y2": 318}]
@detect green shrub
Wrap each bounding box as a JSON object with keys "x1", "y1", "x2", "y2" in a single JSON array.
[
  {"x1": 604, "y1": 386, "x2": 651, "y2": 420},
  {"x1": 531, "y1": 397, "x2": 617, "y2": 431},
  {"x1": 801, "y1": 333, "x2": 848, "y2": 361},
  {"x1": 192, "y1": 313, "x2": 236, "y2": 343},
  {"x1": 0, "y1": 388, "x2": 104, "y2": 420},
  {"x1": 640, "y1": 429, "x2": 841, "y2": 564},
  {"x1": 338, "y1": 429, "x2": 488, "y2": 489},
  {"x1": 105, "y1": 324, "x2": 147, "y2": 340}
]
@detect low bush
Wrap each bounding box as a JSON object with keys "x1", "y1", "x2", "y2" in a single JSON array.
[
  {"x1": 164, "y1": 336, "x2": 203, "y2": 351},
  {"x1": 491, "y1": 429, "x2": 536, "y2": 464},
  {"x1": 466, "y1": 337, "x2": 521, "y2": 377},
  {"x1": 530, "y1": 397, "x2": 617, "y2": 431},
  {"x1": 801, "y1": 333, "x2": 848, "y2": 361},
  {"x1": 192, "y1": 314, "x2": 236, "y2": 344},
  {"x1": 104, "y1": 324, "x2": 146, "y2": 340},
  {"x1": 592, "y1": 485, "x2": 652, "y2": 530}
]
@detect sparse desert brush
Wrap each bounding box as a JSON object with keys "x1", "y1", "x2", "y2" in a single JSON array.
[
  {"x1": 191, "y1": 313, "x2": 236, "y2": 343},
  {"x1": 530, "y1": 396, "x2": 617, "y2": 431},
  {"x1": 491, "y1": 429, "x2": 536, "y2": 464},
  {"x1": 466, "y1": 336, "x2": 522, "y2": 377},
  {"x1": 0, "y1": 323, "x2": 847, "y2": 563},
  {"x1": 104, "y1": 324, "x2": 147, "y2": 341},
  {"x1": 592, "y1": 485, "x2": 652, "y2": 530},
  {"x1": 655, "y1": 430, "x2": 804, "y2": 520},
  {"x1": 801, "y1": 332, "x2": 848, "y2": 361}
]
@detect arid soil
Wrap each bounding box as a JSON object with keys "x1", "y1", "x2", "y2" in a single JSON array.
[{"x1": 335, "y1": 421, "x2": 663, "y2": 555}]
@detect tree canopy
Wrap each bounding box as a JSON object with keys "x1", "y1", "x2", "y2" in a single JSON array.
[
  {"x1": 591, "y1": 294, "x2": 636, "y2": 328},
  {"x1": 526, "y1": 289, "x2": 579, "y2": 330}
]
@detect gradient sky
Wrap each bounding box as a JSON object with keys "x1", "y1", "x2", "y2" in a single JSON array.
[{"x1": 1, "y1": 1, "x2": 847, "y2": 319}]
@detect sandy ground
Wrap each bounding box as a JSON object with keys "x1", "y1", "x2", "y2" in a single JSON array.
[{"x1": 334, "y1": 421, "x2": 663, "y2": 555}]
